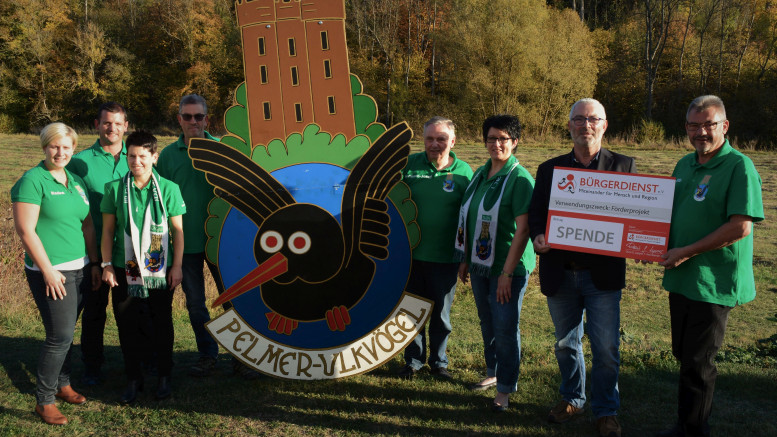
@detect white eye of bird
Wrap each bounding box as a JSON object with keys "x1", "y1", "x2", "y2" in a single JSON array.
[
  {"x1": 260, "y1": 230, "x2": 283, "y2": 253},
  {"x1": 288, "y1": 231, "x2": 311, "y2": 254}
]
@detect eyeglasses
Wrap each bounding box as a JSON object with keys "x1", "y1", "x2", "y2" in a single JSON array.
[
  {"x1": 685, "y1": 121, "x2": 724, "y2": 132},
  {"x1": 180, "y1": 113, "x2": 206, "y2": 122},
  {"x1": 571, "y1": 116, "x2": 605, "y2": 127},
  {"x1": 486, "y1": 136, "x2": 514, "y2": 145}
]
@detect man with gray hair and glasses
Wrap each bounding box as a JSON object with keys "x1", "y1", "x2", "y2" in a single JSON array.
[
  {"x1": 656, "y1": 95, "x2": 763, "y2": 437},
  {"x1": 528, "y1": 98, "x2": 636, "y2": 437}
]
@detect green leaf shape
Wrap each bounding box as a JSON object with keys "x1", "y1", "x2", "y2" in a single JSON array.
[
  {"x1": 387, "y1": 181, "x2": 420, "y2": 250},
  {"x1": 250, "y1": 123, "x2": 370, "y2": 171},
  {"x1": 204, "y1": 197, "x2": 232, "y2": 266},
  {"x1": 351, "y1": 74, "x2": 386, "y2": 143},
  {"x1": 222, "y1": 82, "x2": 250, "y2": 156}
]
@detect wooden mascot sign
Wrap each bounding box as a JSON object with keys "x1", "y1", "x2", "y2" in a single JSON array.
[{"x1": 189, "y1": 0, "x2": 431, "y2": 380}]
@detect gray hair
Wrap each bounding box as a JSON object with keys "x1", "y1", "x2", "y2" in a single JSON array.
[
  {"x1": 179, "y1": 94, "x2": 208, "y2": 113},
  {"x1": 40, "y1": 122, "x2": 78, "y2": 150},
  {"x1": 569, "y1": 98, "x2": 606, "y2": 120},
  {"x1": 686, "y1": 95, "x2": 726, "y2": 120},
  {"x1": 423, "y1": 116, "x2": 455, "y2": 135}
]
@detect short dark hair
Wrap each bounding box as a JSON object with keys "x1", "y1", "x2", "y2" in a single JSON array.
[
  {"x1": 126, "y1": 130, "x2": 158, "y2": 154},
  {"x1": 96, "y1": 101, "x2": 127, "y2": 122},
  {"x1": 179, "y1": 94, "x2": 208, "y2": 113},
  {"x1": 482, "y1": 114, "x2": 522, "y2": 143}
]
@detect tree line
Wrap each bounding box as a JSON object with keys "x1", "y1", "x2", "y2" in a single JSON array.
[{"x1": 1, "y1": 0, "x2": 776, "y2": 147}]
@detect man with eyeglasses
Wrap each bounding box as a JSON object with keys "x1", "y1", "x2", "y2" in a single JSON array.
[
  {"x1": 528, "y1": 98, "x2": 635, "y2": 437},
  {"x1": 656, "y1": 95, "x2": 763, "y2": 437},
  {"x1": 156, "y1": 94, "x2": 229, "y2": 378}
]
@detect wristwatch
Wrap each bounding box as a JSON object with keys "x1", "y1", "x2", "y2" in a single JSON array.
[
  {"x1": 501, "y1": 270, "x2": 513, "y2": 278},
  {"x1": 101, "y1": 261, "x2": 112, "y2": 268}
]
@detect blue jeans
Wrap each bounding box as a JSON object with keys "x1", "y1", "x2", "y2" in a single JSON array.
[
  {"x1": 180, "y1": 253, "x2": 221, "y2": 359},
  {"x1": 26, "y1": 267, "x2": 86, "y2": 405},
  {"x1": 404, "y1": 260, "x2": 458, "y2": 370},
  {"x1": 546, "y1": 269, "x2": 621, "y2": 417},
  {"x1": 470, "y1": 271, "x2": 529, "y2": 394}
]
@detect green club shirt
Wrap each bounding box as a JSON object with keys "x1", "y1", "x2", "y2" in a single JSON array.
[
  {"x1": 465, "y1": 155, "x2": 536, "y2": 276},
  {"x1": 156, "y1": 132, "x2": 218, "y2": 254},
  {"x1": 67, "y1": 139, "x2": 129, "y2": 245},
  {"x1": 402, "y1": 151, "x2": 474, "y2": 263},
  {"x1": 662, "y1": 140, "x2": 764, "y2": 306},
  {"x1": 11, "y1": 162, "x2": 91, "y2": 268},
  {"x1": 100, "y1": 176, "x2": 186, "y2": 268}
]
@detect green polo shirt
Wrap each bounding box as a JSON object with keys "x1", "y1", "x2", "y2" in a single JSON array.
[
  {"x1": 101, "y1": 175, "x2": 186, "y2": 268},
  {"x1": 11, "y1": 162, "x2": 91, "y2": 268},
  {"x1": 662, "y1": 140, "x2": 764, "y2": 306},
  {"x1": 465, "y1": 155, "x2": 536, "y2": 276},
  {"x1": 402, "y1": 151, "x2": 473, "y2": 263},
  {"x1": 156, "y1": 132, "x2": 218, "y2": 254},
  {"x1": 67, "y1": 139, "x2": 129, "y2": 243}
]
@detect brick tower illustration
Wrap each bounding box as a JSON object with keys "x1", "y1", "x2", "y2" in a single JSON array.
[{"x1": 235, "y1": 0, "x2": 356, "y2": 148}]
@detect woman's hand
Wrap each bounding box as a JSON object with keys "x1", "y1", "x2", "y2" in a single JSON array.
[
  {"x1": 102, "y1": 265, "x2": 119, "y2": 288},
  {"x1": 496, "y1": 274, "x2": 512, "y2": 304},
  {"x1": 43, "y1": 268, "x2": 67, "y2": 300},
  {"x1": 168, "y1": 265, "x2": 182, "y2": 290}
]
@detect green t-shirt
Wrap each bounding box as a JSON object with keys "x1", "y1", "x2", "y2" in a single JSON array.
[
  {"x1": 662, "y1": 141, "x2": 764, "y2": 306},
  {"x1": 67, "y1": 139, "x2": 129, "y2": 244},
  {"x1": 402, "y1": 151, "x2": 474, "y2": 263},
  {"x1": 156, "y1": 132, "x2": 218, "y2": 253},
  {"x1": 100, "y1": 175, "x2": 186, "y2": 268},
  {"x1": 465, "y1": 155, "x2": 536, "y2": 276},
  {"x1": 11, "y1": 162, "x2": 91, "y2": 268}
]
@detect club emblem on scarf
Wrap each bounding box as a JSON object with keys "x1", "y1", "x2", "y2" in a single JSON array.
[
  {"x1": 476, "y1": 220, "x2": 493, "y2": 261},
  {"x1": 144, "y1": 233, "x2": 165, "y2": 273}
]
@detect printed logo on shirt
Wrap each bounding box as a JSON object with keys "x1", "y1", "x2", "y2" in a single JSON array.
[
  {"x1": 442, "y1": 174, "x2": 454, "y2": 192},
  {"x1": 694, "y1": 175, "x2": 711, "y2": 202},
  {"x1": 50, "y1": 191, "x2": 66, "y2": 195},
  {"x1": 75, "y1": 184, "x2": 89, "y2": 205}
]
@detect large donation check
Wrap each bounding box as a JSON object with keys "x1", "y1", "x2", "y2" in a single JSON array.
[{"x1": 545, "y1": 167, "x2": 676, "y2": 262}]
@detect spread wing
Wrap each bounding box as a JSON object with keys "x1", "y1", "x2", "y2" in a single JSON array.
[
  {"x1": 341, "y1": 122, "x2": 412, "y2": 262},
  {"x1": 188, "y1": 139, "x2": 295, "y2": 225}
]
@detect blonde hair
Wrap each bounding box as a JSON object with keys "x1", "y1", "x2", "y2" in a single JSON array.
[{"x1": 40, "y1": 122, "x2": 78, "y2": 150}]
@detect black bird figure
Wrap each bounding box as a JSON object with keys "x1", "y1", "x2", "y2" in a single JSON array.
[{"x1": 188, "y1": 123, "x2": 412, "y2": 335}]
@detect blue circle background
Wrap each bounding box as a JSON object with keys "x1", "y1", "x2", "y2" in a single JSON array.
[{"x1": 217, "y1": 163, "x2": 411, "y2": 348}]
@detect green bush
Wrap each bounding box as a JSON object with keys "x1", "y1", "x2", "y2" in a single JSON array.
[
  {"x1": 0, "y1": 114, "x2": 16, "y2": 134},
  {"x1": 636, "y1": 119, "x2": 666, "y2": 145}
]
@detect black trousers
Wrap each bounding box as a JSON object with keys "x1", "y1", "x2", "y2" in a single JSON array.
[
  {"x1": 80, "y1": 281, "x2": 110, "y2": 375},
  {"x1": 669, "y1": 293, "x2": 732, "y2": 437},
  {"x1": 111, "y1": 268, "x2": 174, "y2": 380}
]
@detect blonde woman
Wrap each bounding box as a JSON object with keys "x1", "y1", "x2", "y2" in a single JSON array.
[{"x1": 11, "y1": 123, "x2": 101, "y2": 425}]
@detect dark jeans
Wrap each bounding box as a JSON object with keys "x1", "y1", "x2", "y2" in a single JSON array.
[
  {"x1": 26, "y1": 267, "x2": 86, "y2": 405},
  {"x1": 79, "y1": 281, "x2": 110, "y2": 376},
  {"x1": 669, "y1": 293, "x2": 732, "y2": 437},
  {"x1": 111, "y1": 268, "x2": 174, "y2": 380},
  {"x1": 403, "y1": 260, "x2": 458, "y2": 370},
  {"x1": 180, "y1": 253, "x2": 224, "y2": 359}
]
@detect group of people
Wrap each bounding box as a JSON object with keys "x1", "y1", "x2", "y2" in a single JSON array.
[
  {"x1": 12, "y1": 93, "x2": 762, "y2": 437},
  {"x1": 399, "y1": 96, "x2": 763, "y2": 437},
  {"x1": 11, "y1": 95, "x2": 261, "y2": 426}
]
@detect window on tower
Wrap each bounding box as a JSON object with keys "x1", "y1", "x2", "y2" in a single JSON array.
[
  {"x1": 263, "y1": 102, "x2": 271, "y2": 120},
  {"x1": 258, "y1": 37, "x2": 266, "y2": 56},
  {"x1": 294, "y1": 103, "x2": 303, "y2": 122},
  {"x1": 327, "y1": 96, "x2": 336, "y2": 114},
  {"x1": 324, "y1": 59, "x2": 332, "y2": 79},
  {"x1": 321, "y1": 31, "x2": 329, "y2": 50},
  {"x1": 291, "y1": 66, "x2": 299, "y2": 86},
  {"x1": 288, "y1": 38, "x2": 296, "y2": 56},
  {"x1": 260, "y1": 65, "x2": 268, "y2": 84}
]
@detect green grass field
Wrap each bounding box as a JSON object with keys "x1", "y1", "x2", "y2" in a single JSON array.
[{"x1": 0, "y1": 133, "x2": 775, "y2": 436}]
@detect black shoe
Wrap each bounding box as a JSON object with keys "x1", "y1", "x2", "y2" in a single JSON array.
[
  {"x1": 430, "y1": 367, "x2": 452, "y2": 380},
  {"x1": 120, "y1": 379, "x2": 143, "y2": 404},
  {"x1": 189, "y1": 356, "x2": 216, "y2": 377},
  {"x1": 155, "y1": 376, "x2": 171, "y2": 400},
  {"x1": 232, "y1": 360, "x2": 262, "y2": 380},
  {"x1": 397, "y1": 365, "x2": 417, "y2": 380},
  {"x1": 656, "y1": 424, "x2": 685, "y2": 437}
]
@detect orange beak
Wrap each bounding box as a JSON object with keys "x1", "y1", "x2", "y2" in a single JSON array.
[{"x1": 211, "y1": 252, "x2": 288, "y2": 308}]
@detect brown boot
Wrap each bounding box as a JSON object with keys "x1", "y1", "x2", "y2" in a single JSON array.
[
  {"x1": 35, "y1": 404, "x2": 67, "y2": 425},
  {"x1": 55, "y1": 385, "x2": 86, "y2": 404}
]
